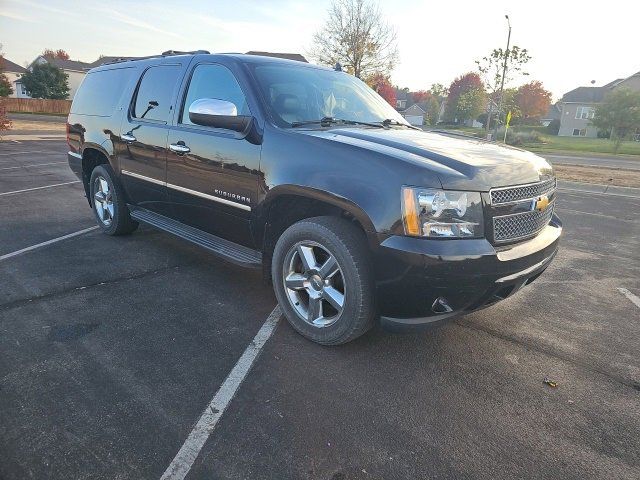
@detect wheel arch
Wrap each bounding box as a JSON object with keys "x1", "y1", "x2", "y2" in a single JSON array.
[
  {"x1": 79, "y1": 144, "x2": 112, "y2": 205},
  {"x1": 255, "y1": 185, "x2": 378, "y2": 282}
]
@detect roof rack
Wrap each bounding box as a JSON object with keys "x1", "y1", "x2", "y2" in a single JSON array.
[
  {"x1": 161, "y1": 50, "x2": 210, "y2": 56},
  {"x1": 103, "y1": 50, "x2": 210, "y2": 66}
]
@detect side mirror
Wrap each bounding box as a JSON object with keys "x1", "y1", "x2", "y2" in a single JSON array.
[{"x1": 188, "y1": 98, "x2": 252, "y2": 132}]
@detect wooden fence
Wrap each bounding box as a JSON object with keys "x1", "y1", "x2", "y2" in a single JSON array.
[{"x1": 1, "y1": 98, "x2": 71, "y2": 115}]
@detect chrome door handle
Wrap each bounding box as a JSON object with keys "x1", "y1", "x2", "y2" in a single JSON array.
[
  {"x1": 169, "y1": 143, "x2": 190, "y2": 154},
  {"x1": 121, "y1": 133, "x2": 136, "y2": 143}
]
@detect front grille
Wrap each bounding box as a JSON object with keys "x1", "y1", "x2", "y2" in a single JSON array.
[
  {"x1": 493, "y1": 201, "x2": 555, "y2": 242},
  {"x1": 490, "y1": 178, "x2": 556, "y2": 205}
]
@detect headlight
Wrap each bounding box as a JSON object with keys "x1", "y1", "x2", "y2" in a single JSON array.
[{"x1": 401, "y1": 187, "x2": 484, "y2": 238}]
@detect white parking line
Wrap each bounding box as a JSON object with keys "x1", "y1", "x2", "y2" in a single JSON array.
[
  {"x1": 0, "y1": 180, "x2": 80, "y2": 197},
  {"x1": 617, "y1": 288, "x2": 640, "y2": 309},
  {"x1": 160, "y1": 306, "x2": 282, "y2": 480},
  {"x1": 0, "y1": 161, "x2": 67, "y2": 171},
  {"x1": 0, "y1": 226, "x2": 99, "y2": 262},
  {"x1": 0, "y1": 150, "x2": 58, "y2": 156}
]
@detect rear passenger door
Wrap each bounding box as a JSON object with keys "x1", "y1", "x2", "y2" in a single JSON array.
[
  {"x1": 116, "y1": 62, "x2": 184, "y2": 215},
  {"x1": 166, "y1": 62, "x2": 261, "y2": 247}
]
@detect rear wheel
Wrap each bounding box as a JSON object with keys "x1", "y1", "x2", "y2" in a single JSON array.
[
  {"x1": 272, "y1": 216, "x2": 375, "y2": 345},
  {"x1": 89, "y1": 164, "x2": 138, "y2": 235}
]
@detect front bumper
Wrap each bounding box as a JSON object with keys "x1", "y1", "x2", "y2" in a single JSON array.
[{"x1": 374, "y1": 215, "x2": 562, "y2": 332}]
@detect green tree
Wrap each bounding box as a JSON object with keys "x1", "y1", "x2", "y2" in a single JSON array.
[
  {"x1": 423, "y1": 95, "x2": 441, "y2": 125},
  {"x1": 456, "y1": 88, "x2": 486, "y2": 123},
  {"x1": 501, "y1": 88, "x2": 521, "y2": 123},
  {"x1": 444, "y1": 72, "x2": 484, "y2": 122},
  {"x1": 429, "y1": 83, "x2": 448, "y2": 99},
  {"x1": 0, "y1": 48, "x2": 13, "y2": 97},
  {"x1": 19, "y1": 63, "x2": 70, "y2": 99},
  {"x1": 475, "y1": 45, "x2": 531, "y2": 128},
  {"x1": 0, "y1": 71, "x2": 12, "y2": 97},
  {"x1": 591, "y1": 88, "x2": 640, "y2": 153}
]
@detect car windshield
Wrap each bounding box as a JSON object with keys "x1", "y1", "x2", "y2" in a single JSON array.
[{"x1": 251, "y1": 63, "x2": 409, "y2": 128}]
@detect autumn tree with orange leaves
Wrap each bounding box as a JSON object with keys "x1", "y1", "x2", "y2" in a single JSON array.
[
  {"x1": 42, "y1": 49, "x2": 70, "y2": 60},
  {"x1": 410, "y1": 90, "x2": 430, "y2": 104},
  {"x1": 366, "y1": 72, "x2": 396, "y2": 106},
  {"x1": 515, "y1": 81, "x2": 552, "y2": 121}
]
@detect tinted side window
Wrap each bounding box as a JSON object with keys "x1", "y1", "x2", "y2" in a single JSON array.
[
  {"x1": 133, "y1": 65, "x2": 181, "y2": 123},
  {"x1": 71, "y1": 67, "x2": 133, "y2": 116},
  {"x1": 181, "y1": 64, "x2": 249, "y2": 125}
]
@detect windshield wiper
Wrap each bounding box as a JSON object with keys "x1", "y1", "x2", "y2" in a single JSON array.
[
  {"x1": 291, "y1": 117, "x2": 384, "y2": 128},
  {"x1": 380, "y1": 118, "x2": 421, "y2": 130}
]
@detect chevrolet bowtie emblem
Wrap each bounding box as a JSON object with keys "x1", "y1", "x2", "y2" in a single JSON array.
[{"x1": 534, "y1": 195, "x2": 550, "y2": 212}]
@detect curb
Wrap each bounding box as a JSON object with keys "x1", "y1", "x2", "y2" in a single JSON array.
[{"x1": 558, "y1": 180, "x2": 640, "y2": 198}]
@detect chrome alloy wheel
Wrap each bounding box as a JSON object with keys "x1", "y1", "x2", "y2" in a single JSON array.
[
  {"x1": 93, "y1": 175, "x2": 114, "y2": 226},
  {"x1": 283, "y1": 241, "x2": 346, "y2": 327}
]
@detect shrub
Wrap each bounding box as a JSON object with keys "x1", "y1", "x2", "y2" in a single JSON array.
[
  {"x1": 504, "y1": 129, "x2": 543, "y2": 146},
  {"x1": 545, "y1": 119, "x2": 560, "y2": 135}
]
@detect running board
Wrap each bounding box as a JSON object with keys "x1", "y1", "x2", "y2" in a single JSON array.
[{"x1": 129, "y1": 207, "x2": 262, "y2": 268}]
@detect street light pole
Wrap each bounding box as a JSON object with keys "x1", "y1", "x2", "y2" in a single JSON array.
[{"x1": 494, "y1": 15, "x2": 511, "y2": 142}]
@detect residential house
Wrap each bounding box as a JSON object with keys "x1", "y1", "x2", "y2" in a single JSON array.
[
  {"x1": 394, "y1": 88, "x2": 409, "y2": 110},
  {"x1": 25, "y1": 56, "x2": 92, "y2": 99},
  {"x1": 540, "y1": 103, "x2": 561, "y2": 127},
  {"x1": 401, "y1": 103, "x2": 425, "y2": 126},
  {"x1": 558, "y1": 71, "x2": 640, "y2": 137},
  {"x1": 1, "y1": 57, "x2": 28, "y2": 98}
]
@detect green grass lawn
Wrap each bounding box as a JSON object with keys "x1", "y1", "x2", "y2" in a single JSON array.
[{"x1": 522, "y1": 135, "x2": 640, "y2": 157}]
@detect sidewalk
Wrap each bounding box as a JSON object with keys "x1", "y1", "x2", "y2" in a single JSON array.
[{"x1": 558, "y1": 180, "x2": 640, "y2": 198}]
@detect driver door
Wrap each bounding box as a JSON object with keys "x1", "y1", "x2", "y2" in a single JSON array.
[{"x1": 165, "y1": 62, "x2": 260, "y2": 247}]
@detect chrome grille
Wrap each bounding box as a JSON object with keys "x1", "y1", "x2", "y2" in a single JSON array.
[
  {"x1": 493, "y1": 201, "x2": 555, "y2": 242},
  {"x1": 491, "y1": 178, "x2": 556, "y2": 205}
]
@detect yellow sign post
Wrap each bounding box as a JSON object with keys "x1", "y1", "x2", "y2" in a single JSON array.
[{"x1": 503, "y1": 111, "x2": 512, "y2": 143}]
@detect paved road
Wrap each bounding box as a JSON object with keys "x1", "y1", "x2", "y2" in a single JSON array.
[
  {"x1": 8, "y1": 113, "x2": 67, "y2": 123},
  {"x1": 1, "y1": 140, "x2": 639, "y2": 479},
  {"x1": 543, "y1": 153, "x2": 640, "y2": 171}
]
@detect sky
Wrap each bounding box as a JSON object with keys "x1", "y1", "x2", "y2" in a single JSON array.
[{"x1": 1, "y1": 0, "x2": 638, "y2": 100}]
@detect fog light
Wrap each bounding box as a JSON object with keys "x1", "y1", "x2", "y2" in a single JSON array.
[{"x1": 431, "y1": 297, "x2": 453, "y2": 314}]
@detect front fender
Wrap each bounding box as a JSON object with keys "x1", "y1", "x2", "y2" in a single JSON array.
[
  {"x1": 259, "y1": 126, "x2": 442, "y2": 237},
  {"x1": 262, "y1": 184, "x2": 377, "y2": 234}
]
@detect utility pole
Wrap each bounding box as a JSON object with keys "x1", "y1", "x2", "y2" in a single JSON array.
[{"x1": 493, "y1": 15, "x2": 511, "y2": 142}]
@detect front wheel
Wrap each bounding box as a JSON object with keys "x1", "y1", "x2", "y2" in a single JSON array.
[
  {"x1": 272, "y1": 216, "x2": 375, "y2": 345},
  {"x1": 89, "y1": 164, "x2": 138, "y2": 235}
]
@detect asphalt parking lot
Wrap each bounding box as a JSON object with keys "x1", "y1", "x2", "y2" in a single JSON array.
[{"x1": 1, "y1": 139, "x2": 639, "y2": 480}]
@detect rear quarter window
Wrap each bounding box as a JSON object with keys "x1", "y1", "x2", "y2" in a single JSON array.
[{"x1": 71, "y1": 67, "x2": 134, "y2": 117}]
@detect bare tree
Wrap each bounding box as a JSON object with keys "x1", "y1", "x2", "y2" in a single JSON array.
[{"x1": 310, "y1": 0, "x2": 398, "y2": 79}]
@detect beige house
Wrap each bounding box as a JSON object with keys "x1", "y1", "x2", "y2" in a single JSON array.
[
  {"x1": 558, "y1": 71, "x2": 640, "y2": 137},
  {"x1": 23, "y1": 56, "x2": 91, "y2": 99},
  {"x1": 1, "y1": 57, "x2": 28, "y2": 98}
]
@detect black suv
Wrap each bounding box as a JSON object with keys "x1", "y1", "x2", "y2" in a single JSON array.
[{"x1": 67, "y1": 51, "x2": 561, "y2": 345}]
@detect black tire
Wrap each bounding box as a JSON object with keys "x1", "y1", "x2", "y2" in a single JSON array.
[
  {"x1": 89, "y1": 164, "x2": 138, "y2": 235},
  {"x1": 272, "y1": 216, "x2": 375, "y2": 345}
]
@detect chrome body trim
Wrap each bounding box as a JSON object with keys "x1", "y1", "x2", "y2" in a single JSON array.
[
  {"x1": 68, "y1": 151, "x2": 82, "y2": 159},
  {"x1": 166, "y1": 182, "x2": 251, "y2": 211},
  {"x1": 120, "y1": 169, "x2": 251, "y2": 211},
  {"x1": 121, "y1": 169, "x2": 165, "y2": 186}
]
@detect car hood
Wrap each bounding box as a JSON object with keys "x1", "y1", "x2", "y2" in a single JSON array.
[{"x1": 294, "y1": 127, "x2": 553, "y2": 190}]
